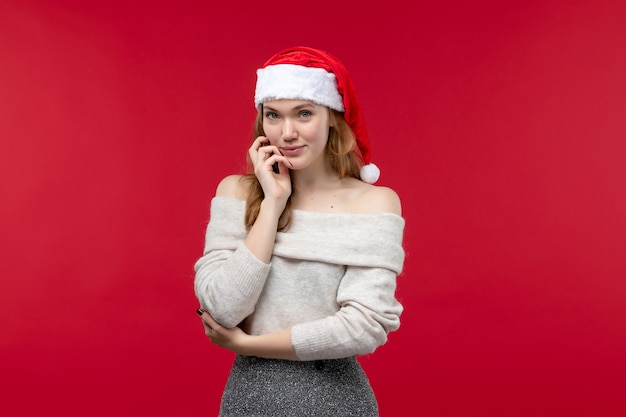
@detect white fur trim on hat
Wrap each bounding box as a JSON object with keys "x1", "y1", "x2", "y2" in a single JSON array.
[
  {"x1": 254, "y1": 64, "x2": 345, "y2": 111},
  {"x1": 360, "y1": 163, "x2": 380, "y2": 184}
]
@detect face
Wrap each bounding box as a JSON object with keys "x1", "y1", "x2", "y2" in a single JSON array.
[{"x1": 262, "y1": 99, "x2": 331, "y2": 172}]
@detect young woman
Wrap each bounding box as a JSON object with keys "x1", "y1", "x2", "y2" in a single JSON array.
[{"x1": 194, "y1": 46, "x2": 405, "y2": 416}]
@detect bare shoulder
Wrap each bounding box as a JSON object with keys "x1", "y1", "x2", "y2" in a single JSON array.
[
  {"x1": 215, "y1": 174, "x2": 248, "y2": 200},
  {"x1": 346, "y1": 179, "x2": 402, "y2": 215},
  {"x1": 362, "y1": 184, "x2": 402, "y2": 215}
]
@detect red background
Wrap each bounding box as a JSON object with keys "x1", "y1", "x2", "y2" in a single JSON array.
[{"x1": 1, "y1": 1, "x2": 625, "y2": 416}]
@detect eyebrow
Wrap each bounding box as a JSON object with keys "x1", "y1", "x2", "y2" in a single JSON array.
[{"x1": 263, "y1": 103, "x2": 316, "y2": 112}]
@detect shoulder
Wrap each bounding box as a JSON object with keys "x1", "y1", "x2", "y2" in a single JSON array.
[
  {"x1": 361, "y1": 184, "x2": 402, "y2": 215},
  {"x1": 215, "y1": 174, "x2": 248, "y2": 200},
  {"x1": 344, "y1": 178, "x2": 402, "y2": 215}
]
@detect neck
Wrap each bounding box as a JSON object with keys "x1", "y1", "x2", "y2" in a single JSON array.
[{"x1": 291, "y1": 164, "x2": 339, "y2": 192}]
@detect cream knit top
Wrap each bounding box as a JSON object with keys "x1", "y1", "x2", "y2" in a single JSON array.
[{"x1": 194, "y1": 197, "x2": 405, "y2": 361}]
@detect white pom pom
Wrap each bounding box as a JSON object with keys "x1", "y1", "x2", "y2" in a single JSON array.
[{"x1": 360, "y1": 163, "x2": 380, "y2": 184}]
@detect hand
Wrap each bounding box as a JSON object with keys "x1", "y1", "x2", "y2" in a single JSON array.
[
  {"x1": 197, "y1": 308, "x2": 247, "y2": 352},
  {"x1": 248, "y1": 136, "x2": 293, "y2": 204}
]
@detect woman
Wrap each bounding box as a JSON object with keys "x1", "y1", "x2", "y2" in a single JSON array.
[{"x1": 194, "y1": 46, "x2": 405, "y2": 416}]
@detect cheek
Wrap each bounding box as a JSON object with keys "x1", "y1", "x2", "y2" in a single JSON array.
[
  {"x1": 262, "y1": 123, "x2": 279, "y2": 141},
  {"x1": 312, "y1": 124, "x2": 330, "y2": 145}
]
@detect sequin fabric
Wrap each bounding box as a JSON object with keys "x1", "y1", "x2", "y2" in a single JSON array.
[{"x1": 219, "y1": 355, "x2": 379, "y2": 416}]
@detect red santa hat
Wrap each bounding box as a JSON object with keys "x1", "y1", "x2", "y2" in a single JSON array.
[{"x1": 254, "y1": 46, "x2": 380, "y2": 184}]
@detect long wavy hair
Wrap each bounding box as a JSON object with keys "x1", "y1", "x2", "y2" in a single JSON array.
[{"x1": 241, "y1": 105, "x2": 363, "y2": 231}]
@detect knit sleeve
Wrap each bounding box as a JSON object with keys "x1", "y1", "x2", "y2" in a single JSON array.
[
  {"x1": 193, "y1": 198, "x2": 271, "y2": 328},
  {"x1": 290, "y1": 264, "x2": 403, "y2": 360},
  {"x1": 284, "y1": 210, "x2": 405, "y2": 360}
]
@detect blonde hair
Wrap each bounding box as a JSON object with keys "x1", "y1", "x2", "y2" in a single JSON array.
[{"x1": 241, "y1": 106, "x2": 363, "y2": 231}]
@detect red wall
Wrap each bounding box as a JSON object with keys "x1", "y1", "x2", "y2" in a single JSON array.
[{"x1": 1, "y1": 1, "x2": 625, "y2": 416}]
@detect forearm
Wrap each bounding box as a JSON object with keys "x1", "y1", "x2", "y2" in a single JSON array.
[
  {"x1": 290, "y1": 267, "x2": 403, "y2": 361},
  {"x1": 244, "y1": 199, "x2": 284, "y2": 263},
  {"x1": 237, "y1": 329, "x2": 298, "y2": 360}
]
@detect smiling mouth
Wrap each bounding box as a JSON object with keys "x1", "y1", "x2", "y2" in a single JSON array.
[{"x1": 280, "y1": 146, "x2": 304, "y2": 155}]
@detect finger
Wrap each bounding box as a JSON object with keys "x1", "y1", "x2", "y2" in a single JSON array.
[
  {"x1": 200, "y1": 310, "x2": 220, "y2": 330},
  {"x1": 250, "y1": 145, "x2": 278, "y2": 167},
  {"x1": 257, "y1": 145, "x2": 280, "y2": 160},
  {"x1": 261, "y1": 155, "x2": 282, "y2": 174},
  {"x1": 197, "y1": 308, "x2": 215, "y2": 328},
  {"x1": 252, "y1": 136, "x2": 270, "y2": 151},
  {"x1": 249, "y1": 137, "x2": 269, "y2": 161},
  {"x1": 267, "y1": 155, "x2": 294, "y2": 171},
  {"x1": 202, "y1": 322, "x2": 213, "y2": 337}
]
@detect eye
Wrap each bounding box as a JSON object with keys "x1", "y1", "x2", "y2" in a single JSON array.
[
  {"x1": 265, "y1": 111, "x2": 279, "y2": 120},
  {"x1": 299, "y1": 110, "x2": 312, "y2": 118}
]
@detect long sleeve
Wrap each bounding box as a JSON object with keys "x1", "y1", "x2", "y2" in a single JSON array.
[
  {"x1": 291, "y1": 264, "x2": 403, "y2": 360},
  {"x1": 193, "y1": 198, "x2": 271, "y2": 328},
  {"x1": 271, "y1": 206, "x2": 405, "y2": 360}
]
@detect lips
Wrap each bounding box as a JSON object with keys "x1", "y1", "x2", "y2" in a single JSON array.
[{"x1": 280, "y1": 146, "x2": 304, "y2": 156}]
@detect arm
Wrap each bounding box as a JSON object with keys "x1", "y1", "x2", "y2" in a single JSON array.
[
  {"x1": 194, "y1": 242, "x2": 271, "y2": 328},
  {"x1": 197, "y1": 263, "x2": 401, "y2": 361},
  {"x1": 194, "y1": 136, "x2": 294, "y2": 327},
  {"x1": 289, "y1": 187, "x2": 404, "y2": 360},
  {"x1": 195, "y1": 167, "x2": 297, "y2": 358},
  {"x1": 290, "y1": 265, "x2": 403, "y2": 360},
  {"x1": 234, "y1": 135, "x2": 293, "y2": 263},
  {"x1": 198, "y1": 309, "x2": 298, "y2": 360}
]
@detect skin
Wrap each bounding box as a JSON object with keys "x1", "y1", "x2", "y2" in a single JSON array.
[{"x1": 198, "y1": 99, "x2": 402, "y2": 360}]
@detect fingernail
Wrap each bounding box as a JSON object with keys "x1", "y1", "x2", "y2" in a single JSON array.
[{"x1": 196, "y1": 308, "x2": 204, "y2": 316}]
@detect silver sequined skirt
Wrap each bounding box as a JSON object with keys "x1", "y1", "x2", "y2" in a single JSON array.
[{"x1": 219, "y1": 355, "x2": 379, "y2": 417}]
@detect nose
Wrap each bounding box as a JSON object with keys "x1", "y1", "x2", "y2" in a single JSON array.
[{"x1": 281, "y1": 119, "x2": 297, "y2": 141}]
